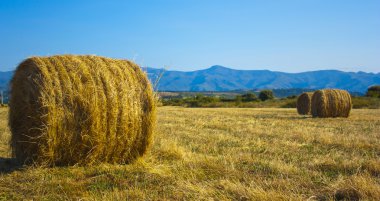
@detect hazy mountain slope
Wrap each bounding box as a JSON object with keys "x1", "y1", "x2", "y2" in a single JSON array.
[
  {"x1": 147, "y1": 66, "x2": 380, "y2": 92},
  {"x1": 0, "y1": 71, "x2": 13, "y2": 90}
]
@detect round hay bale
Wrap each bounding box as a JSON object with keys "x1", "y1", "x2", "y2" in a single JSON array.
[
  {"x1": 296, "y1": 92, "x2": 313, "y2": 115},
  {"x1": 9, "y1": 55, "x2": 156, "y2": 166},
  {"x1": 311, "y1": 89, "x2": 352, "y2": 118}
]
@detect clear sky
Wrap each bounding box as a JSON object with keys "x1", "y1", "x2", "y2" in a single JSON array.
[{"x1": 1, "y1": 0, "x2": 379, "y2": 72}]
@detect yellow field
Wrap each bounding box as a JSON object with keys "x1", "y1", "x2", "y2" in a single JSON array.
[{"x1": 0, "y1": 107, "x2": 379, "y2": 200}]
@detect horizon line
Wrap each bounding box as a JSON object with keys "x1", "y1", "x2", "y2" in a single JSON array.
[
  {"x1": 1, "y1": 66, "x2": 379, "y2": 74},
  {"x1": 142, "y1": 65, "x2": 380, "y2": 74}
]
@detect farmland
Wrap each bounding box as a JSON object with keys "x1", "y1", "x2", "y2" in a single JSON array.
[{"x1": 0, "y1": 107, "x2": 380, "y2": 200}]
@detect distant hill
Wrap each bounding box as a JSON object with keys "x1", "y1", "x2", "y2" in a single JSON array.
[
  {"x1": 147, "y1": 65, "x2": 380, "y2": 93},
  {"x1": 0, "y1": 71, "x2": 13, "y2": 90},
  {"x1": 1, "y1": 66, "x2": 380, "y2": 94}
]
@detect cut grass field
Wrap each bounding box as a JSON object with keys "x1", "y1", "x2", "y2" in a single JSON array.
[{"x1": 0, "y1": 107, "x2": 379, "y2": 200}]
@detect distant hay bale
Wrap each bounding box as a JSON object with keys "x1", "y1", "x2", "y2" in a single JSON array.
[
  {"x1": 9, "y1": 55, "x2": 156, "y2": 166},
  {"x1": 311, "y1": 89, "x2": 352, "y2": 118},
  {"x1": 296, "y1": 92, "x2": 313, "y2": 115}
]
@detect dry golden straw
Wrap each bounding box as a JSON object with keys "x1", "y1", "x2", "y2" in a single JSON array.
[
  {"x1": 311, "y1": 89, "x2": 352, "y2": 118},
  {"x1": 9, "y1": 55, "x2": 156, "y2": 166},
  {"x1": 296, "y1": 92, "x2": 313, "y2": 115}
]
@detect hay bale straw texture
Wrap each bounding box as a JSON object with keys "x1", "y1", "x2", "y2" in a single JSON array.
[
  {"x1": 296, "y1": 92, "x2": 313, "y2": 115},
  {"x1": 9, "y1": 55, "x2": 156, "y2": 166},
  {"x1": 311, "y1": 89, "x2": 352, "y2": 118}
]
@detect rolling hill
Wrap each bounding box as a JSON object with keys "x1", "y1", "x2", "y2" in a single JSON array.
[{"x1": 147, "y1": 65, "x2": 380, "y2": 93}]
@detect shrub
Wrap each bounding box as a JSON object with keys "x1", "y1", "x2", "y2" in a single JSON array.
[
  {"x1": 259, "y1": 90, "x2": 274, "y2": 101},
  {"x1": 241, "y1": 92, "x2": 258, "y2": 102},
  {"x1": 366, "y1": 85, "x2": 380, "y2": 98},
  {"x1": 352, "y1": 97, "x2": 380, "y2": 109}
]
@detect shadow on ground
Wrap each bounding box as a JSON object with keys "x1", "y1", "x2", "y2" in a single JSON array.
[
  {"x1": 254, "y1": 114, "x2": 313, "y2": 120},
  {"x1": 0, "y1": 157, "x2": 22, "y2": 173}
]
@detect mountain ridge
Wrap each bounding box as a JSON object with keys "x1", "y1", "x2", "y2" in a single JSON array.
[
  {"x1": 150, "y1": 65, "x2": 380, "y2": 75},
  {"x1": 146, "y1": 66, "x2": 380, "y2": 92},
  {"x1": 1, "y1": 66, "x2": 379, "y2": 93}
]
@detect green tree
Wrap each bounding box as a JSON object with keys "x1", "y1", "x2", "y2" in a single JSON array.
[
  {"x1": 234, "y1": 95, "x2": 242, "y2": 106},
  {"x1": 366, "y1": 85, "x2": 380, "y2": 98},
  {"x1": 259, "y1": 90, "x2": 274, "y2": 101},
  {"x1": 241, "y1": 92, "x2": 258, "y2": 102}
]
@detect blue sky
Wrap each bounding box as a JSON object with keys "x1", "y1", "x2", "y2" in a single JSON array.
[{"x1": 1, "y1": 0, "x2": 379, "y2": 72}]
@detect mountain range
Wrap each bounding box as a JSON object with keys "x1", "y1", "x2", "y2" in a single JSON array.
[
  {"x1": 1, "y1": 66, "x2": 379, "y2": 93},
  {"x1": 146, "y1": 66, "x2": 380, "y2": 93}
]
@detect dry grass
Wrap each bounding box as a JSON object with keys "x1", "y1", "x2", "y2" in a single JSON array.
[
  {"x1": 1, "y1": 107, "x2": 380, "y2": 200},
  {"x1": 9, "y1": 55, "x2": 156, "y2": 166}
]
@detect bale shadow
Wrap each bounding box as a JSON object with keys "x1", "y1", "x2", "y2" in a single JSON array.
[
  {"x1": 254, "y1": 114, "x2": 313, "y2": 120},
  {"x1": 283, "y1": 116, "x2": 313, "y2": 120},
  {"x1": 0, "y1": 157, "x2": 23, "y2": 173}
]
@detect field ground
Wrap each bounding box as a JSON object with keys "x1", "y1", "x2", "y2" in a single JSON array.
[{"x1": 0, "y1": 107, "x2": 380, "y2": 200}]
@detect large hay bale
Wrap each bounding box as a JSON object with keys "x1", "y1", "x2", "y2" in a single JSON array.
[
  {"x1": 9, "y1": 55, "x2": 156, "y2": 166},
  {"x1": 296, "y1": 92, "x2": 313, "y2": 115},
  {"x1": 311, "y1": 89, "x2": 352, "y2": 118}
]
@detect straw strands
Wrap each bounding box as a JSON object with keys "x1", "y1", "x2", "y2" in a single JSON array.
[
  {"x1": 9, "y1": 55, "x2": 156, "y2": 166},
  {"x1": 296, "y1": 92, "x2": 313, "y2": 115},
  {"x1": 311, "y1": 89, "x2": 352, "y2": 118}
]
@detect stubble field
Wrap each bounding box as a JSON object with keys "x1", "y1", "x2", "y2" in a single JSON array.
[{"x1": 0, "y1": 107, "x2": 379, "y2": 200}]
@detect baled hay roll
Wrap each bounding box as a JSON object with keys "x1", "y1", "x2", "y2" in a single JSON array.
[
  {"x1": 311, "y1": 89, "x2": 352, "y2": 118},
  {"x1": 296, "y1": 92, "x2": 313, "y2": 115},
  {"x1": 9, "y1": 55, "x2": 156, "y2": 166}
]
